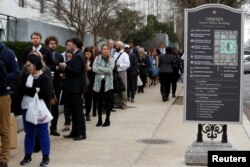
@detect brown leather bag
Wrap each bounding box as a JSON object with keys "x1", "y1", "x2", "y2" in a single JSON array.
[{"x1": 50, "y1": 95, "x2": 58, "y2": 105}]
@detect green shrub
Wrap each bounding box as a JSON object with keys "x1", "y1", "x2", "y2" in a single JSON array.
[
  {"x1": 4, "y1": 41, "x2": 65, "y2": 66},
  {"x1": 4, "y1": 41, "x2": 31, "y2": 65},
  {"x1": 56, "y1": 45, "x2": 65, "y2": 53}
]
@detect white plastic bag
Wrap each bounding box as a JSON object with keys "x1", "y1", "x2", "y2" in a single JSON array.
[
  {"x1": 37, "y1": 98, "x2": 53, "y2": 124},
  {"x1": 26, "y1": 93, "x2": 53, "y2": 125},
  {"x1": 137, "y1": 76, "x2": 143, "y2": 86},
  {"x1": 26, "y1": 93, "x2": 39, "y2": 125}
]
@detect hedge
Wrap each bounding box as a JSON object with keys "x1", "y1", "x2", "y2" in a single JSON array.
[{"x1": 4, "y1": 41, "x2": 65, "y2": 66}]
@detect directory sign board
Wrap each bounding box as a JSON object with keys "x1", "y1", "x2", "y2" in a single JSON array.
[{"x1": 184, "y1": 4, "x2": 243, "y2": 123}]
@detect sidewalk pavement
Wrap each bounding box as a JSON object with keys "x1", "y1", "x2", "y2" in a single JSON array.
[{"x1": 9, "y1": 82, "x2": 250, "y2": 167}]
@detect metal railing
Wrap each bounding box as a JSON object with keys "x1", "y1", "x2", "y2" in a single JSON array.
[{"x1": 0, "y1": 13, "x2": 17, "y2": 41}]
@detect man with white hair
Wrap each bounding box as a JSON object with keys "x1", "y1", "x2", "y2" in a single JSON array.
[
  {"x1": 107, "y1": 39, "x2": 116, "y2": 57},
  {"x1": 113, "y1": 41, "x2": 130, "y2": 110}
]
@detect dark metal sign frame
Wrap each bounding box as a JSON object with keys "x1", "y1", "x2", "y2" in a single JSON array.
[{"x1": 184, "y1": 4, "x2": 244, "y2": 123}]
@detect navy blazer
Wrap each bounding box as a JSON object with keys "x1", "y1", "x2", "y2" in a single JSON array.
[
  {"x1": 50, "y1": 51, "x2": 64, "y2": 85},
  {"x1": 63, "y1": 49, "x2": 87, "y2": 94},
  {"x1": 24, "y1": 45, "x2": 53, "y2": 68}
]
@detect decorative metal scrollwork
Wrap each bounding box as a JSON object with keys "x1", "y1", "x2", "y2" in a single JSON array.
[
  {"x1": 197, "y1": 124, "x2": 227, "y2": 143},
  {"x1": 201, "y1": 124, "x2": 223, "y2": 140}
]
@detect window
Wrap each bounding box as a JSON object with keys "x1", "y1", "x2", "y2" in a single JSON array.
[
  {"x1": 0, "y1": 28, "x2": 3, "y2": 40},
  {"x1": 244, "y1": 51, "x2": 250, "y2": 55},
  {"x1": 56, "y1": 0, "x2": 61, "y2": 18},
  {"x1": 36, "y1": 0, "x2": 45, "y2": 13},
  {"x1": 70, "y1": 1, "x2": 73, "y2": 15},
  {"x1": 245, "y1": 56, "x2": 250, "y2": 62},
  {"x1": 157, "y1": 14, "x2": 161, "y2": 19},
  {"x1": 157, "y1": 0, "x2": 161, "y2": 7},
  {"x1": 157, "y1": 9, "x2": 161, "y2": 19},
  {"x1": 18, "y1": 0, "x2": 26, "y2": 7}
]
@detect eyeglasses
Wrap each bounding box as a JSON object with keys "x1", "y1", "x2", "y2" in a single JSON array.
[{"x1": 49, "y1": 42, "x2": 57, "y2": 45}]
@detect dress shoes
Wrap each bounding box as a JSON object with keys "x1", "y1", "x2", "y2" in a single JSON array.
[
  {"x1": 50, "y1": 131, "x2": 60, "y2": 136},
  {"x1": 20, "y1": 157, "x2": 31, "y2": 165},
  {"x1": 63, "y1": 132, "x2": 75, "y2": 138},
  {"x1": 62, "y1": 126, "x2": 70, "y2": 132},
  {"x1": 121, "y1": 105, "x2": 127, "y2": 110},
  {"x1": 0, "y1": 162, "x2": 8, "y2": 167},
  {"x1": 73, "y1": 135, "x2": 86, "y2": 140},
  {"x1": 162, "y1": 96, "x2": 169, "y2": 102},
  {"x1": 102, "y1": 120, "x2": 110, "y2": 127},
  {"x1": 86, "y1": 115, "x2": 91, "y2": 121},
  {"x1": 40, "y1": 158, "x2": 49, "y2": 167},
  {"x1": 96, "y1": 120, "x2": 103, "y2": 127}
]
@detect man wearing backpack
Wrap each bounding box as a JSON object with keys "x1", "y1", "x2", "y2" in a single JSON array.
[{"x1": 0, "y1": 42, "x2": 20, "y2": 167}]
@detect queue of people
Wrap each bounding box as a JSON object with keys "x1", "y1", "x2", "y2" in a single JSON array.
[{"x1": 0, "y1": 32, "x2": 183, "y2": 167}]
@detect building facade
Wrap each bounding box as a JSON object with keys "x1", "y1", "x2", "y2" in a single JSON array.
[
  {"x1": 0, "y1": 0, "x2": 76, "y2": 45},
  {"x1": 119, "y1": 0, "x2": 177, "y2": 23},
  {"x1": 0, "y1": 0, "x2": 180, "y2": 46}
]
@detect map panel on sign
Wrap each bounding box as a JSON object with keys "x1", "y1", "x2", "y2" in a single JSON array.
[
  {"x1": 220, "y1": 40, "x2": 237, "y2": 54},
  {"x1": 214, "y1": 30, "x2": 238, "y2": 66}
]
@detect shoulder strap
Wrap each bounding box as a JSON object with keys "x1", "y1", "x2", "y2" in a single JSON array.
[{"x1": 115, "y1": 52, "x2": 123, "y2": 65}]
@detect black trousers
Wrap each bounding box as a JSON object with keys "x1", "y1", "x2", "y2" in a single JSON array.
[
  {"x1": 159, "y1": 72, "x2": 174, "y2": 98},
  {"x1": 127, "y1": 71, "x2": 137, "y2": 99},
  {"x1": 67, "y1": 93, "x2": 86, "y2": 136},
  {"x1": 63, "y1": 92, "x2": 71, "y2": 125},
  {"x1": 171, "y1": 74, "x2": 178, "y2": 95},
  {"x1": 84, "y1": 87, "x2": 97, "y2": 116},
  {"x1": 50, "y1": 85, "x2": 61, "y2": 132},
  {"x1": 97, "y1": 89, "x2": 113, "y2": 122}
]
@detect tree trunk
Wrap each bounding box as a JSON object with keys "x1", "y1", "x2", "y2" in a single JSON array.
[
  {"x1": 93, "y1": 31, "x2": 97, "y2": 47},
  {"x1": 76, "y1": 31, "x2": 85, "y2": 46},
  {"x1": 80, "y1": 32, "x2": 85, "y2": 47}
]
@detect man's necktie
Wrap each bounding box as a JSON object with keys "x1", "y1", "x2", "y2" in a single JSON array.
[{"x1": 52, "y1": 52, "x2": 55, "y2": 62}]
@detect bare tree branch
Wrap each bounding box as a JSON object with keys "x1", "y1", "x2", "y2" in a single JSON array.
[{"x1": 85, "y1": 0, "x2": 119, "y2": 46}]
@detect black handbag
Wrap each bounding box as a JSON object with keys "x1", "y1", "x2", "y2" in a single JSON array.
[
  {"x1": 113, "y1": 52, "x2": 125, "y2": 93},
  {"x1": 113, "y1": 72, "x2": 125, "y2": 93}
]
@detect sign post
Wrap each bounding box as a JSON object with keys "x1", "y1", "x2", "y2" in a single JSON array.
[{"x1": 184, "y1": 4, "x2": 243, "y2": 165}]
